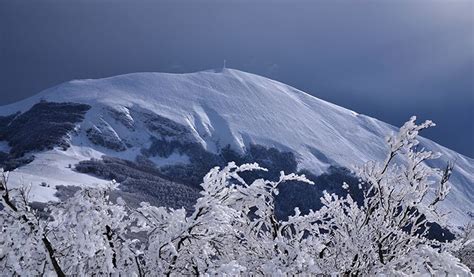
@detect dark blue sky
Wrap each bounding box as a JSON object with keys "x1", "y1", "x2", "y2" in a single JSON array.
[{"x1": 1, "y1": 0, "x2": 473, "y2": 157}]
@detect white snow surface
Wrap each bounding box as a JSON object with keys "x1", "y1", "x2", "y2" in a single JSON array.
[
  {"x1": 149, "y1": 152, "x2": 190, "y2": 167},
  {"x1": 7, "y1": 146, "x2": 110, "y2": 203},
  {"x1": 0, "y1": 68, "x2": 472, "y2": 226}
]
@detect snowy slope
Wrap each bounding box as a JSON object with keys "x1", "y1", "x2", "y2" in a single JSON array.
[
  {"x1": 0, "y1": 68, "x2": 472, "y2": 225},
  {"x1": 7, "y1": 146, "x2": 110, "y2": 202}
]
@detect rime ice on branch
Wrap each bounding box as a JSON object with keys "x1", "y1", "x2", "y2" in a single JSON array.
[{"x1": 0, "y1": 117, "x2": 471, "y2": 275}]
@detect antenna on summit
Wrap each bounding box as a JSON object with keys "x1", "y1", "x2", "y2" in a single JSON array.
[{"x1": 223, "y1": 59, "x2": 227, "y2": 69}]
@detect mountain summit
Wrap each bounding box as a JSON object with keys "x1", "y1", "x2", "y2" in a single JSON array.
[{"x1": 0, "y1": 69, "x2": 472, "y2": 225}]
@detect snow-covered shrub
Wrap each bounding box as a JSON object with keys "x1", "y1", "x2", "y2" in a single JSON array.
[{"x1": 0, "y1": 117, "x2": 471, "y2": 275}]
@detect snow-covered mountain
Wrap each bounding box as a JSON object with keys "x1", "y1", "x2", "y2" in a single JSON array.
[{"x1": 0, "y1": 68, "x2": 472, "y2": 226}]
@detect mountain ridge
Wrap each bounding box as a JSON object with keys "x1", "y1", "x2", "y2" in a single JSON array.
[{"x1": 0, "y1": 68, "x2": 472, "y2": 226}]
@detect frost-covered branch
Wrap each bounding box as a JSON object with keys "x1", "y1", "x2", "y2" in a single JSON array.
[
  {"x1": 0, "y1": 169, "x2": 65, "y2": 277},
  {"x1": 0, "y1": 117, "x2": 471, "y2": 275}
]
